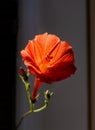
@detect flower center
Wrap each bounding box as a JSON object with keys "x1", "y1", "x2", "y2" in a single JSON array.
[{"x1": 39, "y1": 55, "x2": 53, "y2": 74}]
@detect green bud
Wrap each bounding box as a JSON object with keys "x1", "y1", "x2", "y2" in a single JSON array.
[{"x1": 44, "y1": 90, "x2": 53, "y2": 100}]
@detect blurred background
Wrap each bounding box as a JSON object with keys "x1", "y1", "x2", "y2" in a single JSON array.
[
  {"x1": 0, "y1": 0, "x2": 95, "y2": 130},
  {"x1": 16, "y1": 0, "x2": 89, "y2": 130}
]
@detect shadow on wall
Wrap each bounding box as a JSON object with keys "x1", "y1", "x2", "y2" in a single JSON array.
[{"x1": 0, "y1": 1, "x2": 18, "y2": 130}]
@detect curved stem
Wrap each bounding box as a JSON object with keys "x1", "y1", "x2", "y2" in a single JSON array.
[
  {"x1": 16, "y1": 75, "x2": 34, "y2": 129},
  {"x1": 16, "y1": 101, "x2": 48, "y2": 129},
  {"x1": 17, "y1": 75, "x2": 53, "y2": 129},
  {"x1": 16, "y1": 110, "x2": 33, "y2": 129},
  {"x1": 34, "y1": 102, "x2": 48, "y2": 112}
]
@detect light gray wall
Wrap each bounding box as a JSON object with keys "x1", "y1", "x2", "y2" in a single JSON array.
[{"x1": 16, "y1": 0, "x2": 89, "y2": 130}]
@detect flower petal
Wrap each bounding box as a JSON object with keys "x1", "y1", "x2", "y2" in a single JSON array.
[
  {"x1": 48, "y1": 41, "x2": 73, "y2": 66},
  {"x1": 21, "y1": 49, "x2": 41, "y2": 76},
  {"x1": 46, "y1": 64, "x2": 76, "y2": 81},
  {"x1": 34, "y1": 33, "x2": 60, "y2": 56}
]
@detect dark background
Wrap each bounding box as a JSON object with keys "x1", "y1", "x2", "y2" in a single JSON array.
[{"x1": 0, "y1": 0, "x2": 18, "y2": 130}]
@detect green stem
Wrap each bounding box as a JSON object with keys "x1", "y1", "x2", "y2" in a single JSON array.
[
  {"x1": 16, "y1": 101, "x2": 48, "y2": 129},
  {"x1": 25, "y1": 82, "x2": 33, "y2": 110},
  {"x1": 19, "y1": 75, "x2": 33, "y2": 110},
  {"x1": 17, "y1": 75, "x2": 53, "y2": 129},
  {"x1": 16, "y1": 76, "x2": 34, "y2": 129},
  {"x1": 34, "y1": 102, "x2": 48, "y2": 112},
  {"x1": 16, "y1": 110, "x2": 33, "y2": 129}
]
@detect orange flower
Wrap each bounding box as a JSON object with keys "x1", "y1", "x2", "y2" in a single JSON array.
[{"x1": 20, "y1": 33, "x2": 76, "y2": 100}]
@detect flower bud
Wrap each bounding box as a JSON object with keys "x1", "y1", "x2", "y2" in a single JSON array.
[
  {"x1": 44, "y1": 90, "x2": 53, "y2": 100},
  {"x1": 19, "y1": 67, "x2": 28, "y2": 81},
  {"x1": 20, "y1": 67, "x2": 25, "y2": 76}
]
